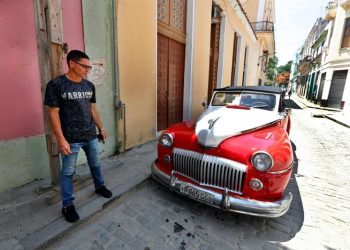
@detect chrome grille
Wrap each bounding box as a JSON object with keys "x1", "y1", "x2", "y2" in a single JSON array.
[{"x1": 172, "y1": 148, "x2": 247, "y2": 194}]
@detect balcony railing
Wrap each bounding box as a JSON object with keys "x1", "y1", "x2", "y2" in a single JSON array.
[
  {"x1": 251, "y1": 21, "x2": 274, "y2": 32},
  {"x1": 340, "y1": 0, "x2": 350, "y2": 10},
  {"x1": 327, "y1": 0, "x2": 338, "y2": 9},
  {"x1": 325, "y1": 1, "x2": 338, "y2": 20}
]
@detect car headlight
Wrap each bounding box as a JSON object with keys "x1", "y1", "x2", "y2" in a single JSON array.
[
  {"x1": 251, "y1": 152, "x2": 273, "y2": 171},
  {"x1": 159, "y1": 133, "x2": 173, "y2": 148},
  {"x1": 249, "y1": 178, "x2": 263, "y2": 191}
]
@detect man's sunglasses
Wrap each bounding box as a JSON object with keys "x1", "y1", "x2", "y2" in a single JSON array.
[{"x1": 74, "y1": 61, "x2": 92, "y2": 70}]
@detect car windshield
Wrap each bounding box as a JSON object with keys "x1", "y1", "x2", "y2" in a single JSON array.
[
  {"x1": 239, "y1": 92, "x2": 276, "y2": 110},
  {"x1": 211, "y1": 92, "x2": 240, "y2": 106},
  {"x1": 211, "y1": 91, "x2": 276, "y2": 111}
]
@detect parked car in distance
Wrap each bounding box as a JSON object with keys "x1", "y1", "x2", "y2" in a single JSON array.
[{"x1": 151, "y1": 86, "x2": 293, "y2": 217}]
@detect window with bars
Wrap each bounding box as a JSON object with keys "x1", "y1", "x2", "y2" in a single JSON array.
[{"x1": 341, "y1": 17, "x2": 350, "y2": 48}]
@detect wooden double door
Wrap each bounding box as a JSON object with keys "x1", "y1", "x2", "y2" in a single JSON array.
[
  {"x1": 157, "y1": 34, "x2": 185, "y2": 131},
  {"x1": 157, "y1": 0, "x2": 186, "y2": 131}
]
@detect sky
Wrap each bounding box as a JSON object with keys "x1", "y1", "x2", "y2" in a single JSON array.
[{"x1": 274, "y1": 0, "x2": 331, "y2": 66}]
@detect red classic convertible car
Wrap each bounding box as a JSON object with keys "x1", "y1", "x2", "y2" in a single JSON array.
[{"x1": 152, "y1": 86, "x2": 293, "y2": 217}]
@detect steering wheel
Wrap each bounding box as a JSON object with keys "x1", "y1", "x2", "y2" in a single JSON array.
[
  {"x1": 251, "y1": 102, "x2": 268, "y2": 107},
  {"x1": 250, "y1": 102, "x2": 270, "y2": 108}
]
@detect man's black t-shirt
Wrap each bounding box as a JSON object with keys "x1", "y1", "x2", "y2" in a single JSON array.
[{"x1": 44, "y1": 75, "x2": 97, "y2": 143}]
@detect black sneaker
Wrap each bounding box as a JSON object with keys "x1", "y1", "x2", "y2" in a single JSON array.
[
  {"x1": 62, "y1": 205, "x2": 80, "y2": 223},
  {"x1": 95, "y1": 186, "x2": 112, "y2": 198}
]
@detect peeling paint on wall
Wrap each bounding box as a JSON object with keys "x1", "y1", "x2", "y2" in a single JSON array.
[{"x1": 88, "y1": 60, "x2": 107, "y2": 87}]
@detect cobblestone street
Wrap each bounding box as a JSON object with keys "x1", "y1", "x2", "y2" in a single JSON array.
[{"x1": 48, "y1": 104, "x2": 350, "y2": 250}]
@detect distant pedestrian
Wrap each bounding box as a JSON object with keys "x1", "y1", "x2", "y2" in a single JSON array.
[
  {"x1": 288, "y1": 89, "x2": 292, "y2": 99},
  {"x1": 44, "y1": 50, "x2": 112, "y2": 223}
]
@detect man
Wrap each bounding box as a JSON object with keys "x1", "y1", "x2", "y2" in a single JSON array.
[{"x1": 44, "y1": 50, "x2": 112, "y2": 223}]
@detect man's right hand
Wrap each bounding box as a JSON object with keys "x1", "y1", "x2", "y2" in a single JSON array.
[
  {"x1": 47, "y1": 107, "x2": 71, "y2": 155},
  {"x1": 58, "y1": 139, "x2": 72, "y2": 155}
]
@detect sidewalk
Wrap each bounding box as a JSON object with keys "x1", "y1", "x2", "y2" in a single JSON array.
[
  {"x1": 292, "y1": 95, "x2": 350, "y2": 128},
  {"x1": 0, "y1": 140, "x2": 157, "y2": 250}
]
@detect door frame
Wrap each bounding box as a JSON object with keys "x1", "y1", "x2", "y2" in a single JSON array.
[
  {"x1": 183, "y1": 0, "x2": 195, "y2": 120},
  {"x1": 217, "y1": 14, "x2": 227, "y2": 89},
  {"x1": 207, "y1": 7, "x2": 222, "y2": 103},
  {"x1": 33, "y1": 0, "x2": 64, "y2": 185}
]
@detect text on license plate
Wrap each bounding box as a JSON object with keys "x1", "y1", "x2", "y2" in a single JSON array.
[{"x1": 179, "y1": 185, "x2": 214, "y2": 204}]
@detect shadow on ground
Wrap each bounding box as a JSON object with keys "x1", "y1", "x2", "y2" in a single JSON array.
[
  {"x1": 283, "y1": 99, "x2": 303, "y2": 109},
  {"x1": 258, "y1": 140, "x2": 304, "y2": 249}
]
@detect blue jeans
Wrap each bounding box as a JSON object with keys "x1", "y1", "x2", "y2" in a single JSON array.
[{"x1": 60, "y1": 138, "x2": 104, "y2": 207}]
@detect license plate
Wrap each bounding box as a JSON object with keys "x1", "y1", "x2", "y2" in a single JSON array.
[{"x1": 179, "y1": 185, "x2": 214, "y2": 204}]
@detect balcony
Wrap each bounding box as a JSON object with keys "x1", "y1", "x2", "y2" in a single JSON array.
[
  {"x1": 325, "y1": 1, "x2": 338, "y2": 20},
  {"x1": 251, "y1": 21, "x2": 274, "y2": 32},
  {"x1": 340, "y1": 0, "x2": 350, "y2": 10},
  {"x1": 302, "y1": 55, "x2": 312, "y2": 62},
  {"x1": 298, "y1": 56, "x2": 312, "y2": 75}
]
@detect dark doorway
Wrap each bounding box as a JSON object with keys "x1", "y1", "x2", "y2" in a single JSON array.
[
  {"x1": 328, "y1": 70, "x2": 347, "y2": 108},
  {"x1": 317, "y1": 72, "x2": 326, "y2": 104},
  {"x1": 231, "y1": 32, "x2": 238, "y2": 86}
]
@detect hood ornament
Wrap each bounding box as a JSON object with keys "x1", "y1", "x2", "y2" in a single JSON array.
[{"x1": 208, "y1": 117, "x2": 220, "y2": 129}]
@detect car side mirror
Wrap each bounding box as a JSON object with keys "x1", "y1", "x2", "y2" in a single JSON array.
[{"x1": 201, "y1": 101, "x2": 208, "y2": 109}]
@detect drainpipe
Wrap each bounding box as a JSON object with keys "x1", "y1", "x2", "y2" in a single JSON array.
[
  {"x1": 111, "y1": 0, "x2": 120, "y2": 152},
  {"x1": 111, "y1": 0, "x2": 126, "y2": 154}
]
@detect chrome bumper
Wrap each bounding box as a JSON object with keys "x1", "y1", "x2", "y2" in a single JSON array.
[{"x1": 151, "y1": 161, "x2": 293, "y2": 218}]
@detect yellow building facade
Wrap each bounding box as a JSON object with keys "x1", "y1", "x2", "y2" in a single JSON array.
[
  {"x1": 321, "y1": 0, "x2": 350, "y2": 112},
  {"x1": 240, "y1": 0, "x2": 276, "y2": 85},
  {"x1": 117, "y1": 0, "x2": 158, "y2": 149},
  {"x1": 116, "y1": 0, "x2": 273, "y2": 150}
]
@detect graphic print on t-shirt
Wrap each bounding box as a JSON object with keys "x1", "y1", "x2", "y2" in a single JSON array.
[{"x1": 61, "y1": 91, "x2": 93, "y2": 100}]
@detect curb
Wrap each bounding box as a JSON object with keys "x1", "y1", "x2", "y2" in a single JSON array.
[
  {"x1": 293, "y1": 96, "x2": 350, "y2": 128},
  {"x1": 324, "y1": 115, "x2": 350, "y2": 129},
  {"x1": 294, "y1": 96, "x2": 341, "y2": 112},
  {"x1": 21, "y1": 173, "x2": 152, "y2": 250}
]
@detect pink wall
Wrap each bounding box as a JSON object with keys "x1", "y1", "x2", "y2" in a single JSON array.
[
  {"x1": 0, "y1": 1, "x2": 44, "y2": 140},
  {"x1": 62, "y1": 0, "x2": 85, "y2": 72},
  {"x1": 0, "y1": 0, "x2": 85, "y2": 141}
]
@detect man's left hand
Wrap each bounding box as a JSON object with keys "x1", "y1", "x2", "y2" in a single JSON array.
[{"x1": 99, "y1": 129, "x2": 108, "y2": 143}]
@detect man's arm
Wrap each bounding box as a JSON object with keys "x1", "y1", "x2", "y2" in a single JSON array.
[
  {"x1": 47, "y1": 107, "x2": 72, "y2": 155},
  {"x1": 91, "y1": 103, "x2": 108, "y2": 141}
]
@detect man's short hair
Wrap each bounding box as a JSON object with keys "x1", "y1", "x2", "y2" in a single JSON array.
[{"x1": 66, "y1": 50, "x2": 89, "y2": 65}]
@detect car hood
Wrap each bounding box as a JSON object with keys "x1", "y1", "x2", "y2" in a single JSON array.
[{"x1": 195, "y1": 107, "x2": 283, "y2": 147}]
